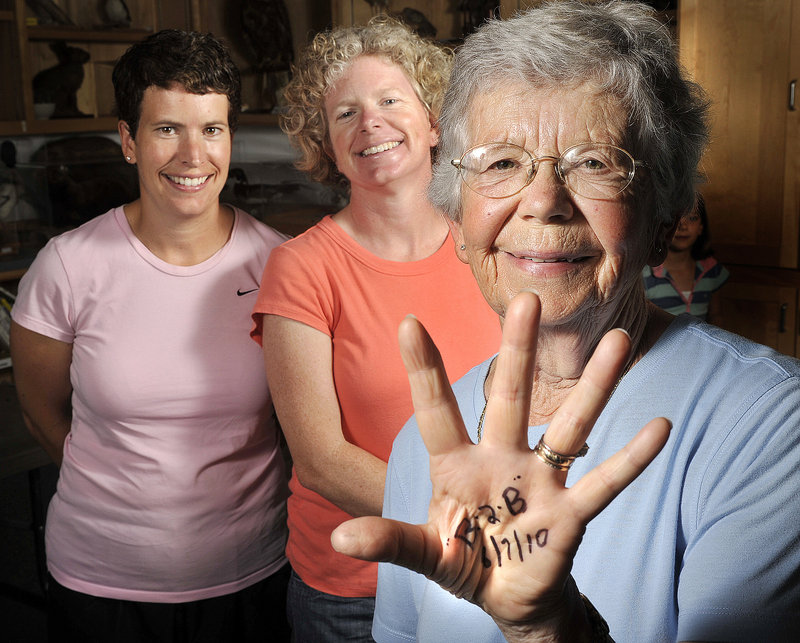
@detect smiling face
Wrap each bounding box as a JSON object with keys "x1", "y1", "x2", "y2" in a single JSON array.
[
  {"x1": 119, "y1": 85, "x2": 232, "y2": 221},
  {"x1": 448, "y1": 83, "x2": 653, "y2": 329},
  {"x1": 323, "y1": 55, "x2": 439, "y2": 192}
]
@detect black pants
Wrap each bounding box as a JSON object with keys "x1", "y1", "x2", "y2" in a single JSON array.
[{"x1": 47, "y1": 564, "x2": 291, "y2": 643}]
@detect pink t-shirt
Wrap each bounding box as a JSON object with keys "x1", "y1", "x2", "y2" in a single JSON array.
[
  {"x1": 12, "y1": 206, "x2": 289, "y2": 602},
  {"x1": 251, "y1": 216, "x2": 501, "y2": 597}
]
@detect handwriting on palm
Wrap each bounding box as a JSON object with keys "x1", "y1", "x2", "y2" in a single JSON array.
[
  {"x1": 332, "y1": 291, "x2": 670, "y2": 627},
  {"x1": 423, "y1": 443, "x2": 592, "y2": 623}
]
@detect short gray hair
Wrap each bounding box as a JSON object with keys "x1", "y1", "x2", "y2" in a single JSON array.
[{"x1": 430, "y1": 0, "x2": 710, "y2": 226}]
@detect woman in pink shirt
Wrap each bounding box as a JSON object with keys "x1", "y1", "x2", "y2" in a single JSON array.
[{"x1": 11, "y1": 30, "x2": 290, "y2": 642}]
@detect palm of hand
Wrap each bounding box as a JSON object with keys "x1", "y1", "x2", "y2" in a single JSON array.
[{"x1": 422, "y1": 442, "x2": 586, "y2": 625}]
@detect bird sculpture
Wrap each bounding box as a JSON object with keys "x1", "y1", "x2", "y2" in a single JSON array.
[
  {"x1": 104, "y1": 0, "x2": 132, "y2": 28},
  {"x1": 240, "y1": 0, "x2": 294, "y2": 112}
]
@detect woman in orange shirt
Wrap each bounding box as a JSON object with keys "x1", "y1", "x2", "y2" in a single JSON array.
[{"x1": 250, "y1": 17, "x2": 500, "y2": 641}]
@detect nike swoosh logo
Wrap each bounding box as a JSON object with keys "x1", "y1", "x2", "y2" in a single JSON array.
[{"x1": 237, "y1": 287, "x2": 259, "y2": 296}]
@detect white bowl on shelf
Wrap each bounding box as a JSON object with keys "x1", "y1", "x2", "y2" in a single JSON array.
[{"x1": 33, "y1": 103, "x2": 56, "y2": 119}]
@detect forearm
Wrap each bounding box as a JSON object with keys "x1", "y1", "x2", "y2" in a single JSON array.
[
  {"x1": 20, "y1": 411, "x2": 70, "y2": 466},
  {"x1": 294, "y1": 442, "x2": 387, "y2": 517},
  {"x1": 10, "y1": 321, "x2": 74, "y2": 467},
  {"x1": 262, "y1": 316, "x2": 389, "y2": 516}
]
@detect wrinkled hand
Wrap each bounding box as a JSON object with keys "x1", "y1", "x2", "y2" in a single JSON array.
[{"x1": 332, "y1": 292, "x2": 670, "y2": 638}]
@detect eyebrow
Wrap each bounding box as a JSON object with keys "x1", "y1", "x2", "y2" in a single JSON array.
[{"x1": 150, "y1": 120, "x2": 227, "y2": 128}]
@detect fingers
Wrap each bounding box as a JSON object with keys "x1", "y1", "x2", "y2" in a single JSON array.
[
  {"x1": 481, "y1": 291, "x2": 540, "y2": 449},
  {"x1": 398, "y1": 315, "x2": 469, "y2": 455},
  {"x1": 570, "y1": 417, "x2": 672, "y2": 522},
  {"x1": 542, "y1": 328, "x2": 631, "y2": 457}
]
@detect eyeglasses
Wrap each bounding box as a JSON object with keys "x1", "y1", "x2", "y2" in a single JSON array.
[{"x1": 451, "y1": 142, "x2": 646, "y2": 200}]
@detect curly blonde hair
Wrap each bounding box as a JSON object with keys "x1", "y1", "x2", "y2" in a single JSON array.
[{"x1": 281, "y1": 16, "x2": 453, "y2": 187}]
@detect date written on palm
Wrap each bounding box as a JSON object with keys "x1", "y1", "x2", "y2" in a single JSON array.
[{"x1": 449, "y1": 482, "x2": 548, "y2": 568}]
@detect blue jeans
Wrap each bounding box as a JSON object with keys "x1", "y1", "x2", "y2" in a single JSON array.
[{"x1": 287, "y1": 570, "x2": 375, "y2": 642}]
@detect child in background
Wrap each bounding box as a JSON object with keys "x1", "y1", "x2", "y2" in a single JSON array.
[{"x1": 643, "y1": 193, "x2": 729, "y2": 321}]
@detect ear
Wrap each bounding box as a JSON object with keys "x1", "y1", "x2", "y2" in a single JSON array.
[
  {"x1": 429, "y1": 117, "x2": 440, "y2": 148},
  {"x1": 647, "y1": 214, "x2": 680, "y2": 267},
  {"x1": 446, "y1": 217, "x2": 469, "y2": 264},
  {"x1": 118, "y1": 121, "x2": 135, "y2": 163}
]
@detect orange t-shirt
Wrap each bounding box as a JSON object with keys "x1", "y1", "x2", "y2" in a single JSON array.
[{"x1": 251, "y1": 216, "x2": 500, "y2": 597}]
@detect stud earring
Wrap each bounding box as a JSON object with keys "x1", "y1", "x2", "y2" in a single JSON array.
[
  {"x1": 460, "y1": 244, "x2": 466, "y2": 250},
  {"x1": 125, "y1": 156, "x2": 132, "y2": 161}
]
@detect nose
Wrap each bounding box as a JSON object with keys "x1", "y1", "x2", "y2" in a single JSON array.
[
  {"x1": 178, "y1": 131, "x2": 204, "y2": 165},
  {"x1": 359, "y1": 105, "x2": 382, "y2": 131},
  {"x1": 515, "y1": 157, "x2": 573, "y2": 223}
]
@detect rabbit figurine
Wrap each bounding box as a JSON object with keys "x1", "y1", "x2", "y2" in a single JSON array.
[{"x1": 32, "y1": 41, "x2": 91, "y2": 119}]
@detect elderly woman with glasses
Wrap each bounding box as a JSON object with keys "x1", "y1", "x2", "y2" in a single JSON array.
[{"x1": 331, "y1": 1, "x2": 800, "y2": 642}]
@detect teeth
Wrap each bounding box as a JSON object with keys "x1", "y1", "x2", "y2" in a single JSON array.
[
  {"x1": 361, "y1": 141, "x2": 400, "y2": 156},
  {"x1": 167, "y1": 175, "x2": 209, "y2": 187}
]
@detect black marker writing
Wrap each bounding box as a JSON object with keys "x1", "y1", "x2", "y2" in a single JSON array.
[
  {"x1": 451, "y1": 488, "x2": 548, "y2": 567},
  {"x1": 477, "y1": 505, "x2": 501, "y2": 524},
  {"x1": 454, "y1": 517, "x2": 480, "y2": 549},
  {"x1": 503, "y1": 486, "x2": 527, "y2": 516}
]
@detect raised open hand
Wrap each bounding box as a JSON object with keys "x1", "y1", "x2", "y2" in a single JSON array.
[{"x1": 332, "y1": 291, "x2": 671, "y2": 639}]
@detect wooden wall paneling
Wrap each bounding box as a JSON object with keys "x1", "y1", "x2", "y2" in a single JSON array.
[
  {"x1": 679, "y1": 0, "x2": 795, "y2": 268},
  {"x1": 782, "y1": 2, "x2": 800, "y2": 266}
]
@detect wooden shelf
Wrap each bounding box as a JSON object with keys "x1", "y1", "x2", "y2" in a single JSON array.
[
  {"x1": 24, "y1": 116, "x2": 119, "y2": 135},
  {"x1": 27, "y1": 25, "x2": 153, "y2": 43},
  {"x1": 0, "y1": 120, "x2": 26, "y2": 136},
  {"x1": 3, "y1": 1, "x2": 290, "y2": 138}
]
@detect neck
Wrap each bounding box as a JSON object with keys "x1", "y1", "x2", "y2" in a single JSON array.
[
  {"x1": 333, "y1": 185, "x2": 449, "y2": 261},
  {"x1": 662, "y1": 247, "x2": 694, "y2": 272},
  {"x1": 124, "y1": 200, "x2": 233, "y2": 266}
]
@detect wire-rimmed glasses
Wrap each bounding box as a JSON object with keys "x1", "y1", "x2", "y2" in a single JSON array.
[{"x1": 451, "y1": 142, "x2": 646, "y2": 200}]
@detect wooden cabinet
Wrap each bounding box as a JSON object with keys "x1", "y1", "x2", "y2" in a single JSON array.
[
  {"x1": 679, "y1": 0, "x2": 800, "y2": 269},
  {"x1": 714, "y1": 269, "x2": 798, "y2": 356},
  {"x1": 0, "y1": 0, "x2": 195, "y2": 137},
  {"x1": 679, "y1": 1, "x2": 800, "y2": 356}
]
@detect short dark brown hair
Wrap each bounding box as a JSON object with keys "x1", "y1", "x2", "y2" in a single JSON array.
[{"x1": 112, "y1": 30, "x2": 242, "y2": 137}]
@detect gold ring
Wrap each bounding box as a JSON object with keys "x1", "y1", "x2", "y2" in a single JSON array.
[{"x1": 533, "y1": 436, "x2": 589, "y2": 471}]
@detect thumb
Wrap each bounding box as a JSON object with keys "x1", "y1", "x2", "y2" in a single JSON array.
[{"x1": 332, "y1": 517, "x2": 440, "y2": 576}]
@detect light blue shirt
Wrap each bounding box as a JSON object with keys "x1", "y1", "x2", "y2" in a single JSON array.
[{"x1": 374, "y1": 315, "x2": 800, "y2": 642}]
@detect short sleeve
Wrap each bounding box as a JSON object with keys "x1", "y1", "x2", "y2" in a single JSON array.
[
  {"x1": 712, "y1": 264, "x2": 730, "y2": 292},
  {"x1": 11, "y1": 240, "x2": 76, "y2": 343},
  {"x1": 677, "y1": 376, "x2": 800, "y2": 641},
  {"x1": 250, "y1": 239, "x2": 334, "y2": 345}
]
